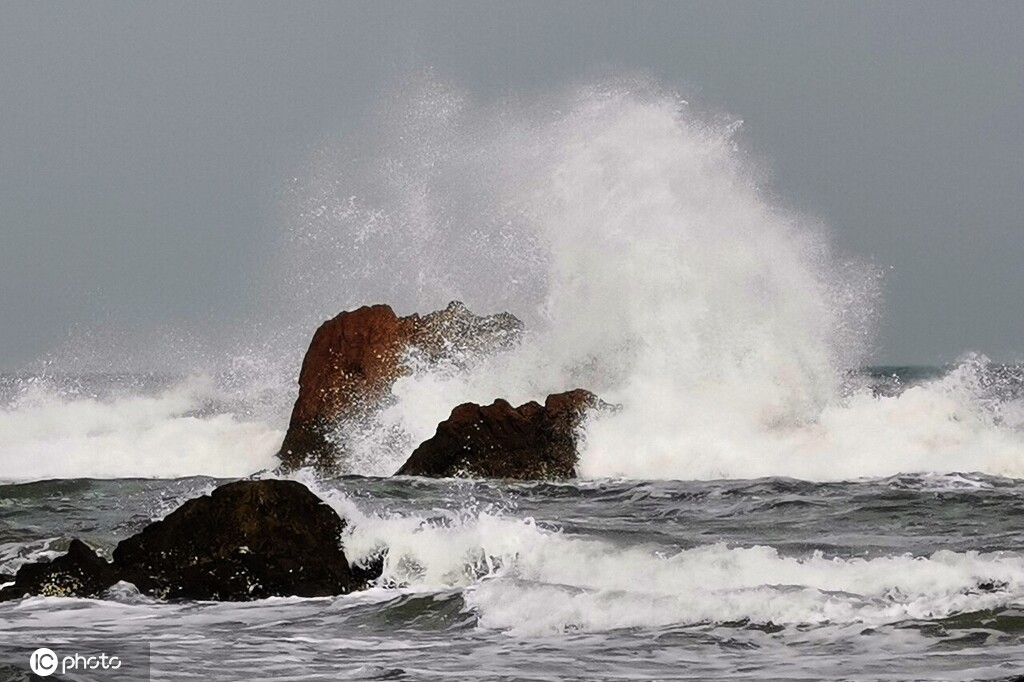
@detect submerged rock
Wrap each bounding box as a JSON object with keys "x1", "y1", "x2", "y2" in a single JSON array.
[
  {"x1": 0, "y1": 539, "x2": 118, "y2": 601},
  {"x1": 396, "y1": 389, "x2": 604, "y2": 480},
  {"x1": 0, "y1": 480, "x2": 377, "y2": 603},
  {"x1": 277, "y1": 301, "x2": 523, "y2": 474}
]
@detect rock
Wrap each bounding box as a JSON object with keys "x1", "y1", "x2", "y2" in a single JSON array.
[
  {"x1": 396, "y1": 389, "x2": 604, "y2": 480},
  {"x1": 0, "y1": 480, "x2": 378, "y2": 603},
  {"x1": 278, "y1": 301, "x2": 523, "y2": 474},
  {"x1": 114, "y1": 479, "x2": 371, "y2": 601},
  {"x1": 277, "y1": 304, "x2": 415, "y2": 473},
  {"x1": 413, "y1": 301, "x2": 524, "y2": 366},
  {"x1": 0, "y1": 539, "x2": 118, "y2": 601}
]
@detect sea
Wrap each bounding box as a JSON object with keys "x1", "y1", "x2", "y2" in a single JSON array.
[{"x1": 3, "y1": 82, "x2": 1024, "y2": 680}]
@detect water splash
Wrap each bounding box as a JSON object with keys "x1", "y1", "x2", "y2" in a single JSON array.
[
  {"x1": 299, "y1": 77, "x2": 1024, "y2": 480},
  {"x1": 6, "y1": 74, "x2": 1024, "y2": 481}
]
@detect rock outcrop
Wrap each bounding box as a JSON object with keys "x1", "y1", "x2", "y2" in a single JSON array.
[
  {"x1": 0, "y1": 539, "x2": 119, "y2": 600},
  {"x1": 396, "y1": 389, "x2": 604, "y2": 480},
  {"x1": 277, "y1": 301, "x2": 523, "y2": 474},
  {"x1": 114, "y1": 479, "x2": 370, "y2": 600},
  {"x1": 0, "y1": 480, "x2": 377, "y2": 603}
]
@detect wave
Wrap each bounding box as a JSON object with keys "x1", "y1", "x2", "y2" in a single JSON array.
[
  {"x1": 5, "y1": 75, "x2": 1024, "y2": 482},
  {"x1": 580, "y1": 354, "x2": 1024, "y2": 480},
  {"x1": 320, "y1": 489, "x2": 1024, "y2": 635},
  {"x1": 0, "y1": 374, "x2": 280, "y2": 481},
  {"x1": 284, "y1": 77, "x2": 1024, "y2": 481}
]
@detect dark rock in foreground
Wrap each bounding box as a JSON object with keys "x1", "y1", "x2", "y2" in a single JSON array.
[
  {"x1": 114, "y1": 479, "x2": 369, "y2": 600},
  {"x1": 0, "y1": 539, "x2": 119, "y2": 601},
  {"x1": 396, "y1": 389, "x2": 604, "y2": 480},
  {"x1": 278, "y1": 301, "x2": 523, "y2": 475},
  {"x1": 0, "y1": 480, "x2": 376, "y2": 603}
]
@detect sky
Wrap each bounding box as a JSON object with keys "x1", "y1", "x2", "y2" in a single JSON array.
[{"x1": 1, "y1": 1, "x2": 1022, "y2": 368}]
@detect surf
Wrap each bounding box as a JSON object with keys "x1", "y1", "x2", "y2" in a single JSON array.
[{"x1": 4, "y1": 76, "x2": 1024, "y2": 482}]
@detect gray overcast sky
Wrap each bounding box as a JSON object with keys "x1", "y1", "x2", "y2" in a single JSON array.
[{"x1": 1, "y1": 1, "x2": 1022, "y2": 368}]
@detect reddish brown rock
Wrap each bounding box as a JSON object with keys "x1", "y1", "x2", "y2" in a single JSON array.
[
  {"x1": 278, "y1": 301, "x2": 523, "y2": 473},
  {"x1": 395, "y1": 389, "x2": 605, "y2": 480}
]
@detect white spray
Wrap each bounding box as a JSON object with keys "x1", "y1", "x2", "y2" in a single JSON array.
[
  {"x1": 288, "y1": 77, "x2": 1024, "y2": 480},
  {"x1": 5, "y1": 76, "x2": 1024, "y2": 481}
]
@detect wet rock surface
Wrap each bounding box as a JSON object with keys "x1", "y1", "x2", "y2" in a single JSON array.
[
  {"x1": 0, "y1": 539, "x2": 119, "y2": 601},
  {"x1": 114, "y1": 479, "x2": 370, "y2": 600},
  {"x1": 0, "y1": 480, "x2": 376, "y2": 602},
  {"x1": 396, "y1": 389, "x2": 605, "y2": 480},
  {"x1": 277, "y1": 301, "x2": 523, "y2": 474}
]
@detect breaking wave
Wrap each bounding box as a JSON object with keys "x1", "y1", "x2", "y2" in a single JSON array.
[
  {"x1": 284, "y1": 76, "x2": 1024, "y2": 481},
  {"x1": 5, "y1": 75, "x2": 1024, "y2": 482},
  {"x1": 323, "y1": 489, "x2": 1024, "y2": 635}
]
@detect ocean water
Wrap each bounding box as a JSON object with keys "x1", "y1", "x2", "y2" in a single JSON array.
[
  {"x1": 4, "y1": 368, "x2": 1024, "y2": 681},
  {"x1": 4, "y1": 81, "x2": 1024, "y2": 679},
  {"x1": 5, "y1": 449, "x2": 1024, "y2": 680}
]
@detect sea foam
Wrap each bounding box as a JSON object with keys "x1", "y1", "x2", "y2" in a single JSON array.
[
  {"x1": 319, "y1": 488, "x2": 1024, "y2": 635},
  {"x1": 0, "y1": 375, "x2": 280, "y2": 481},
  {"x1": 285, "y1": 78, "x2": 1024, "y2": 481}
]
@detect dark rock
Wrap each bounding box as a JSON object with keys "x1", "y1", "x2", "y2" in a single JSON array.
[
  {"x1": 976, "y1": 580, "x2": 1008, "y2": 593},
  {"x1": 396, "y1": 389, "x2": 604, "y2": 480},
  {"x1": 0, "y1": 480, "x2": 377, "y2": 603},
  {"x1": 413, "y1": 301, "x2": 524, "y2": 366},
  {"x1": 278, "y1": 301, "x2": 523, "y2": 474},
  {"x1": 0, "y1": 539, "x2": 118, "y2": 602},
  {"x1": 113, "y1": 479, "x2": 372, "y2": 601}
]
